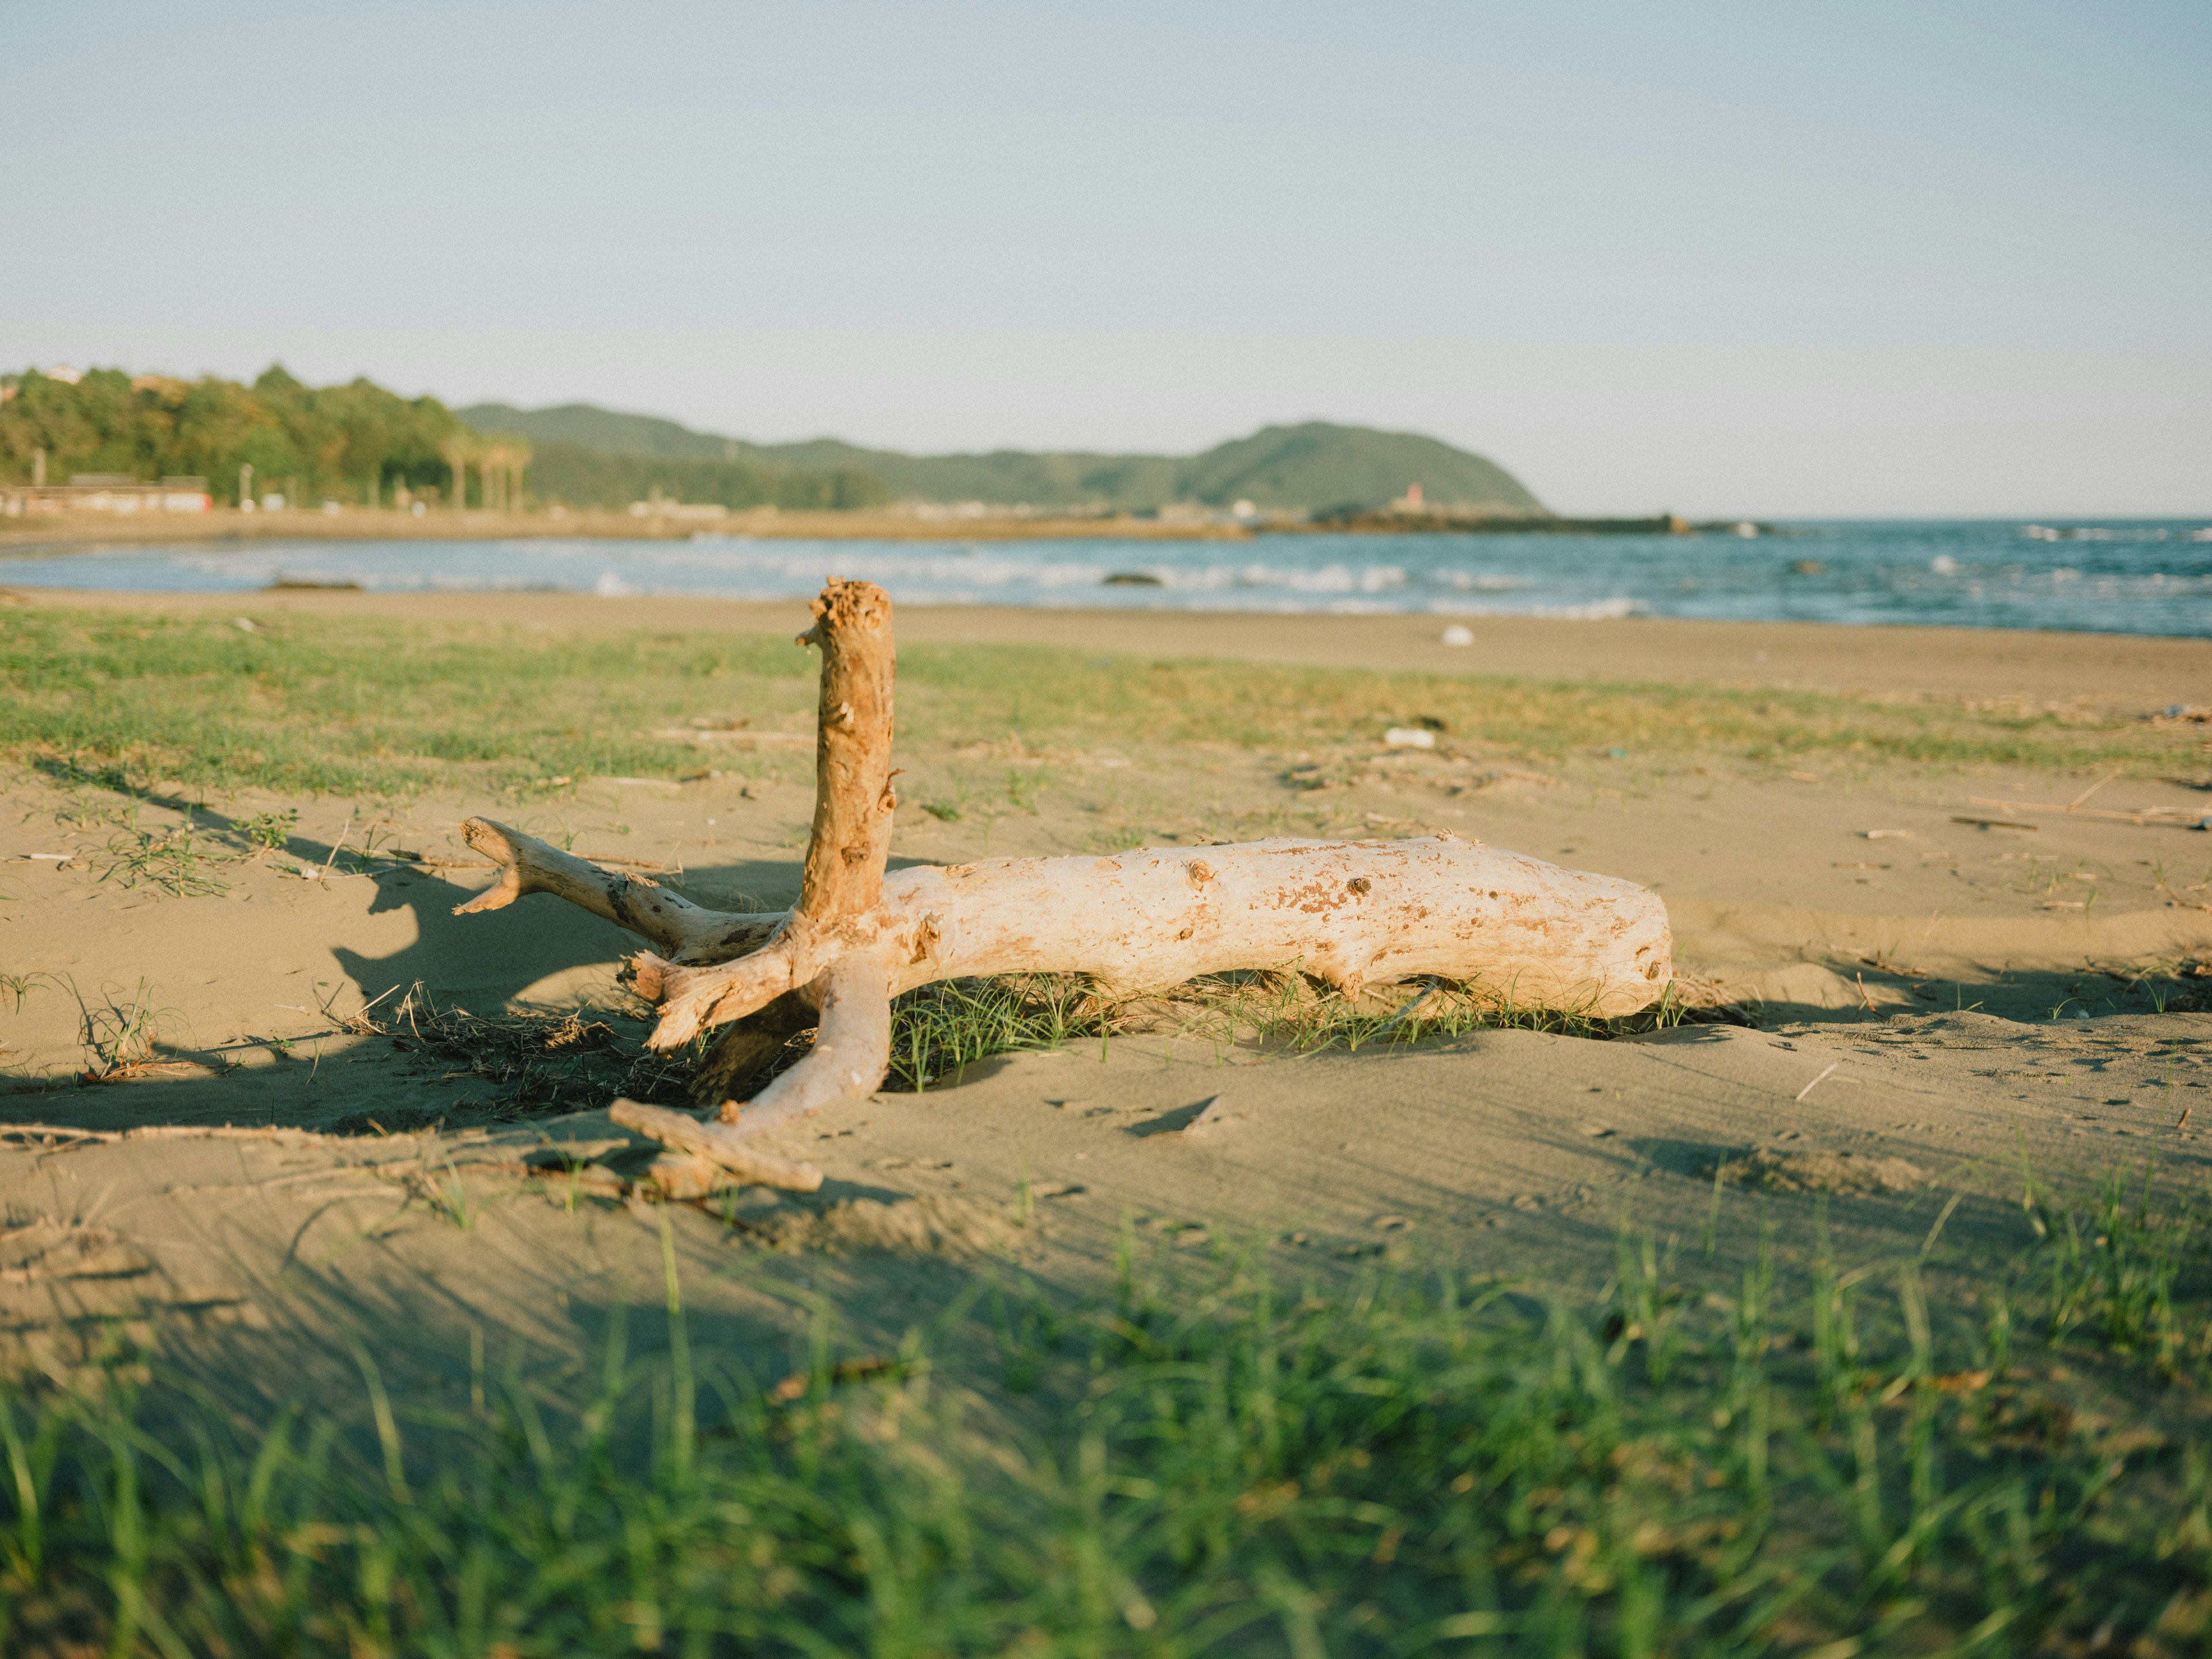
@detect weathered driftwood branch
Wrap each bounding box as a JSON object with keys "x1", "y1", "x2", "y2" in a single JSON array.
[
  {"x1": 456, "y1": 578, "x2": 1673, "y2": 1189},
  {"x1": 452, "y1": 819, "x2": 781, "y2": 962}
]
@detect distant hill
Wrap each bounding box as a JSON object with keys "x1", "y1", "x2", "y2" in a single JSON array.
[
  {"x1": 460, "y1": 403, "x2": 740, "y2": 463},
  {"x1": 459, "y1": 403, "x2": 1544, "y2": 514},
  {"x1": 1177, "y1": 425, "x2": 1541, "y2": 516}
]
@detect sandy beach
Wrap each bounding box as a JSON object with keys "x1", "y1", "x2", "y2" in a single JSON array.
[
  {"x1": 17, "y1": 1, "x2": 2210, "y2": 1635},
  {"x1": 2, "y1": 585, "x2": 2207, "y2": 1391}
]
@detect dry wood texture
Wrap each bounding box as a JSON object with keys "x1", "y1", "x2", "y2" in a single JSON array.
[
  {"x1": 456, "y1": 579, "x2": 1673, "y2": 1187},
  {"x1": 796, "y1": 578, "x2": 898, "y2": 922}
]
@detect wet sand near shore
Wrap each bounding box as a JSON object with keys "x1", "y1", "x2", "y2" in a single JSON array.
[{"x1": 3, "y1": 588, "x2": 2209, "y2": 1392}]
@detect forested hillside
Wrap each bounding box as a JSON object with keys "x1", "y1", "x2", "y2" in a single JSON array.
[
  {"x1": 460, "y1": 403, "x2": 1546, "y2": 514},
  {"x1": 523, "y1": 441, "x2": 892, "y2": 512},
  {"x1": 0, "y1": 368, "x2": 889, "y2": 510},
  {"x1": 1, "y1": 367, "x2": 1541, "y2": 516}
]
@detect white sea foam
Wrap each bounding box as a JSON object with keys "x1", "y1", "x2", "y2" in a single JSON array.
[
  {"x1": 1533, "y1": 596, "x2": 1648, "y2": 620},
  {"x1": 1433, "y1": 596, "x2": 1647, "y2": 620}
]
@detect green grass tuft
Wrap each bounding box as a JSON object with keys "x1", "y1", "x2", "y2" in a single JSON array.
[{"x1": 874, "y1": 972, "x2": 1743, "y2": 1094}]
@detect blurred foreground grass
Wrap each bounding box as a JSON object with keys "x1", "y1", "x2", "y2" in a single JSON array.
[
  {"x1": 6, "y1": 605, "x2": 2200, "y2": 797},
  {"x1": 3, "y1": 1164, "x2": 2210, "y2": 1656}
]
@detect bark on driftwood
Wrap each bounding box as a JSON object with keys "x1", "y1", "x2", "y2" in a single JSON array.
[{"x1": 456, "y1": 578, "x2": 1673, "y2": 1190}]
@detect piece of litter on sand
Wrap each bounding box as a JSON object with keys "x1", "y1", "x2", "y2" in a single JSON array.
[
  {"x1": 1581, "y1": 1124, "x2": 1616, "y2": 1138},
  {"x1": 1862, "y1": 830, "x2": 1912, "y2": 840},
  {"x1": 230, "y1": 617, "x2": 259, "y2": 633},
  {"x1": 1796, "y1": 1061, "x2": 1840, "y2": 1101},
  {"x1": 1384, "y1": 726, "x2": 1437, "y2": 749},
  {"x1": 1440, "y1": 624, "x2": 1474, "y2": 647}
]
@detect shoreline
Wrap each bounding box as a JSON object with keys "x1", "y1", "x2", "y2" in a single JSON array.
[
  {"x1": 14, "y1": 585, "x2": 2210, "y2": 704},
  {"x1": 0, "y1": 506, "x2": 1817, "y2": 552},
  {"x1": 0, "y1": 506, "x2": 1256, "y2": 550}
]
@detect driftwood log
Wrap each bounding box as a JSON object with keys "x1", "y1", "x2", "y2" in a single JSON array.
[{"x1": 456, "y1": 579, "x2": 1672, "y2": 1191}]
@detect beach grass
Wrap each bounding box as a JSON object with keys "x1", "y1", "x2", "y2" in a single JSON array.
[
  {"x1": 879, "y1": 972, "x2": 1742, "y2": 1096},
  {"x1": 2, "y1": 1173, "x2": 2208, "y2": 1656},
  {"x1": 9, "y1": 606, "x2": 2198, "y2": 798}
]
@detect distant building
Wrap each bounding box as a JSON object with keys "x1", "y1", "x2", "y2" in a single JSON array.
[{"x1": 1, "y1": 366, "x2": 87, "y2": 404}]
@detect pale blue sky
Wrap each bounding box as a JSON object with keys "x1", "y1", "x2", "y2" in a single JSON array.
[{"x1": 5, "y1": 1, "x2": 2206, "y2": 514}]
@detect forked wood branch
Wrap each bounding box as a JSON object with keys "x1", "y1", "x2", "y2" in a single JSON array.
[{"x1": 456, "y1": 578, "x2": 1673, "y2": 1190}]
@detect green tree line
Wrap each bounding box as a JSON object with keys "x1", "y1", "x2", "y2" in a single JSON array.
[
  {"x1": 0, "y1": 366, "x2": 891, "y2": 510},
  {"x1": 0, "y1": 365, "x2": 457, "y2": 505}
]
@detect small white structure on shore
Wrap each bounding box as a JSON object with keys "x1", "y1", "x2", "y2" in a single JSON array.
[
  {"x1": 630, "y1": 499, "x2": 730, "y2": 521},
  {"x1": 1, "y1": 475, "x2": 211, "y2": 517}
]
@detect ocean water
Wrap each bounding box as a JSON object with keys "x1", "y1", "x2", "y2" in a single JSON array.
[{"x1": 2, "y1": 519, "x2": 2207, "y2": 637}]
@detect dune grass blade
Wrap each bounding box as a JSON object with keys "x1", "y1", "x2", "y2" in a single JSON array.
[{"x1": 1, "y1": 1194, "x2": 2208, "y2": 1654}]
